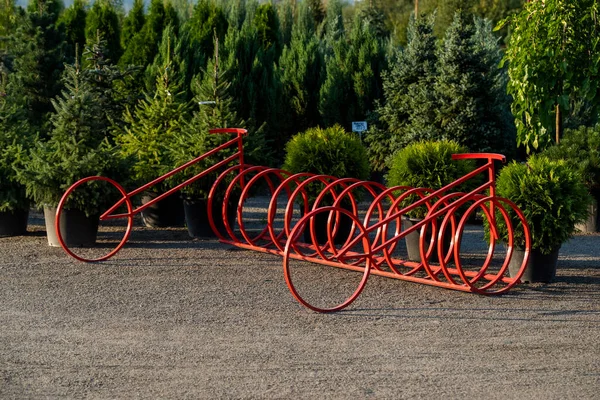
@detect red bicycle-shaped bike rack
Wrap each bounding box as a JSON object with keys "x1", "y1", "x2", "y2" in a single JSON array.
[{"x1": 57, "y1": 128, "x2": 531, "y2": 312}]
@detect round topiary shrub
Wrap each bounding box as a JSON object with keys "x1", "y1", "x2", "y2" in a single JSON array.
[
  {"x1": 282, "y1": 124, "x2": 371, "y2": 200},
  {"x1": 386, "y1": 140, "x2": 476, "y2": 218},
  {"x1": 495, "y1": 154, "x2": 592, "y2": 254}
]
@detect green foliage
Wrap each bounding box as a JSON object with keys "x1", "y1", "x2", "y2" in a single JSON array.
[
  {"x1": 500, "y1": 0, "x2": 600, "y2": 152},
  {"x1": 169, "y1": 35, "x2": 245, "y2": 199},
  {"x1": 0, "y1": 72, "x2": 31, "y2": 212},
  {"x1": 85, "y1": 0, "x2": 122, "y2": 64},
  {"x1": 180, "y1": 0, "x2": 228, "y2": 97},
  {"x1": 386, "y1": 140, "x2": 476, "y2": 218},
  {"x1": 378, "y1": 13, "x2": 438, "y2": 157},
  {"x1": 434, "y1": 13, "x2": 515, "y2": 157},
  {"x1": 7, "y1": 0, "x2": 66, "y2": 133},
  {"x1": 18, "y1": 59, "x2": 124, "y2": 214},
  {"x1": 319, "y1": 10, "x2": 386, "y2": 130},
  {"x1": 495, "y1": 155, "x2": 592, "y2": 254},
  {"x1": 120, "y1": 0, "x2": 145, "y2": 50},
  {"x1": 224, "y1": 21, "x2": 279, "y2": 164},
  {"x1": 282, "y1": 124, "x2": 370, "y2": 200},
  {"x1": 57, "y1": 0, "x2": 88, "y2": 62},
  {"x1": 543, "y1": 125, "x2": 600, "y2": 192},
  {"x1": 144, "y1": 24, "x2": 186, "y2": 93},
  {"x1": 376, "y1": 12, "x2": 515, "y2": 168},
  {"x1": 278, "y1": 26, "x2": 323, "y2": 135},
  {"x1": 116, "y1": 53, "x2": 189, "y2": 191},
  {"x1": 253, "y1": 2, "x2": 280, "y2": 51}
]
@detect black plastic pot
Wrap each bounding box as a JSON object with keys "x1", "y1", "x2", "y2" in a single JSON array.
[
  {"x1": 140, "y1": 191, "x2": 185, "y2": 228},
  {"x1": 508, "y1": 247, "x2": 560, "y2": 283},
  {"x1": 0, "y1": 208, "x2": 29, "y2": 237},
  {"x1": 300, "y1": 206, "x2": 354, "y2": 245},
  {"x1": 44, "y1": 206, "x2": 99, "y2": 247},
  {"x1": 402, "y1": 217, "x2": 452, "y2": 263},
  {"x1": 183, "y1": 197, "x2": 236, "y2": 238}
]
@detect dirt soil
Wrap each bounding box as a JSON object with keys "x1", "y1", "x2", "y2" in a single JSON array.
[{"x1": 1, "y1": 211, "x2": 599, "y2": 399}]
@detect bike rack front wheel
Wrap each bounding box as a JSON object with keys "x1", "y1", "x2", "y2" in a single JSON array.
[
  {"x1": 283, "y1": 207, "x2": 372, "y2": 313},
  {"x1": 56, "y1": 176, "x2": 133, "y2": 262}
]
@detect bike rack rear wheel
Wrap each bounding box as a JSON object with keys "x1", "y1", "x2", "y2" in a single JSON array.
[{"x1": 56, "y1": 176, "x2": 133, "y2": 262}]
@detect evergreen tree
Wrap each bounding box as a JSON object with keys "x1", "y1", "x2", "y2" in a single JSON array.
[
  {"x1": 120, "y1": 0, "x2": 144, "y2": 51},
  {"x1": 117, "y1": 45, "x2": 189, "y2": 189},
  {"x1": 20, "y1": 56, "x2": 122, "y2": 210},
  {"x1": 319, "y1": 7, "x2": 386, "y2": 130},
  {"x1": 119, "y1": 0, "x2": 179, "y2": 68},
  {"x1": 278, "y1": 24, "x2": 323, "y2": 135},
  {"x1": 276, "y1": 0, "x2": 294, "y2": 48},
  {"x1": 7, "y1": 0, "x2": 66, "y2": 134},
  {"x1": 377, "y1": 13, "x2": 438, "y2": 155},
  {"x1": 224, "y1": 20, "x2": 279, "y2": 164},
  {"x1": 180, "y1": 0, "x2": 228, "y2": 99},
  {"x1": 170, "y1": 34, "x2": 248, "y2": 198},
  {"x1": 144, "y1": 24, "x2": 186, "y2": 93},
  {"x1": 85, "y1": 0, "x2": 122, "y2": 63},
  {"x1": 57, "y1": 0, "x2": 88, "y2": 62},
  {"x1": 253, "y1": 2, "x2": 280, "y2": 53},
  {"x1": 307, "y1": 0, "x2": 325, "y2": 30},
  {"x1": 0, "y1": 64, "x2": 31, "y2": 212},
  {"x1": 82, "y1": 35, "x2": 140, "y2": 135},
  {"x1": 0, "y1": 0, "x2": 19, "y2": 51}
]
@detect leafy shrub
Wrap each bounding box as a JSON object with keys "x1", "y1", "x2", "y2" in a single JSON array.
[
  {"x1": 386, "y1": 140, "x2": 476, "y2": 219},
  {"x1": 282, "y1": 124, "x2": 370, "y2": 201},
  {"x1": 495, "y1": 155, "x2": 592, "y2": 254},
  {"x1": 543, "y1": 124, "x2": 600, "y2": 193}
]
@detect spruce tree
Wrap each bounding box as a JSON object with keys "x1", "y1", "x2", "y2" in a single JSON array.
[
  {"x1": 170, "y1": 34, "x2": 247, "y2": 199},
  {"x1": 377, "y1": 13, "x2": 439, "y2": 155},
  {"x1": 144, "y1": 24, "x2": 186, "y2": 93},
  {"x1": 0, "y1": 64, "x2": 31, "y2": 212},
  {"x1": 434, "y1": 13, "x2": 515, "y2": 156},
  {"x1": 117, "y1": 44, "x2": 189, "y2": 189},
  {"x1": 85, "y1": 0, "x2": 122, "y2": 64},
  {"x1": 276, "y1": 0, "x2": 294, "y2": 48},
  {"x1": 20, "y1": 55, "x2": 121, "y2": 211},
  {"x1": 7, "y1": 0, "x2": 66, "y2": 134}
]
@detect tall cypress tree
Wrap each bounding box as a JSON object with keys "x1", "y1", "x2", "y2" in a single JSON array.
[
  {"x1": 180, "y1": 0, "x2": 228, "y2": 98},
  {"x1": 120, "y1": 0, "x2": 145, "y2": 51},
  {"x1": 57, "y1": 0, "x2": 87, "y2": 63},
  {"x1": 278, "y1": 24, "x2": 323, "y2": 135}
]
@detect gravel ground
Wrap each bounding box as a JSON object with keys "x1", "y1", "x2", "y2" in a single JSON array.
[{"x1": 1, "y1": 208, "x2": 599, "y2": 399}]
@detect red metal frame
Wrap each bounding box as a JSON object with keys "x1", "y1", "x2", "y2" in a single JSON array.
[{"x1": 56, "y1": 128, "x2": 531, "y2": 312}]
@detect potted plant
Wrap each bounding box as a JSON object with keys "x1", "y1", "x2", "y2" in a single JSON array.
[
  {"x1": 282, "y1": 124, "x2": 371, "y2": 244},
  {"x1": 543, "y1": 124, "x2": 600, "y2": 232},
  {"x1": 17, "y1": 57, "x2": 127, "y2": 246},
  {"x1": 386, "y1": 140, "x2": 477, "y2": 262},
  {"x1": 496, "y1": 154, "x2": 591, "y2": 283},
  {"x1": 0, "y1": 83, "x2": 32, "y2": 236},
  {"x1": 117, "y1": 52, "x2": 188, "y2": 228}
]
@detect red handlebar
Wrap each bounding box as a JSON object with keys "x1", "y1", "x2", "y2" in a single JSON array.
[
  {"x1": 452, "y1": 153, "x2": 506, "y2": 163},
  {"x1": 209, "y1": 128, "x2": 248, "y2": 136}
]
